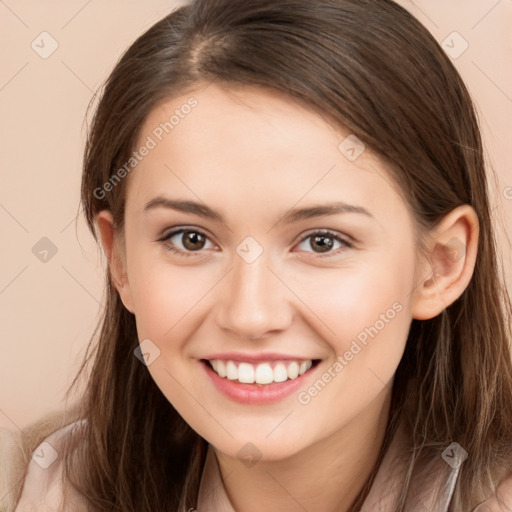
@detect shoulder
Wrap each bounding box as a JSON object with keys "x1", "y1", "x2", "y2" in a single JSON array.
[
  {"x1": 0, "y1": 409, "x2": 87, "y2": 512},
  {"x1": 472, "y1": 474, "x2": 512, "y2": 511},
  {"x1": 0, "y1": 426, "x2": 26, "y2": 512}
]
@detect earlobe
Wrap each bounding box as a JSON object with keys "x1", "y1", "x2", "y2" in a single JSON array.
[
  {"x1": 95, "y1": 210, "x2": 135, "y2": 314},
  {"x1": 412, "y1": 205, "x2": 479, "y2": 321}
]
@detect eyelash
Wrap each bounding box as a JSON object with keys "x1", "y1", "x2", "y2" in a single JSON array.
[{"x1": 158, "y1": 228, "x2": 353, "y2": 258}]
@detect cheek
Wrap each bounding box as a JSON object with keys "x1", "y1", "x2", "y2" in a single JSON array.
[
  {"x1": 127, "y1": 252, "x2": 213, "y2": 340},
  {"x1": 288, "y1": 277, "x2": 413, "y2": 448},
  {"x1": 289, "y1": 246, "x2": 415, "y2": 351},
  {"x1": 291, "y1": 243, "x2": 416, "y2": 411},
  {"x1": 126, "y1": 258, "x2": 211, "y2": 407},
  {"x1": 338, "y1": 254, "x2": 415, "y2": 369}
]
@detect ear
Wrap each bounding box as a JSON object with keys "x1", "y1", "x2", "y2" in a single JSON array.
[
  {"x1": 95, "y1": 210, "x2": 135, "y2": 314},
  {"x1": 412, "y1": 205, "x2": 479, "y2": 320}
]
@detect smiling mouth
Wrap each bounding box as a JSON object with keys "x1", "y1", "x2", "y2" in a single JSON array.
[{"x1": 201, "y1": 359, "x2": 321, "y2": 385}]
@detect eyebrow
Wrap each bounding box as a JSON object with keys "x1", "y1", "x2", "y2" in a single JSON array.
[{"x1": 143, "y1": 196, "x2": 373, "y2": 224}]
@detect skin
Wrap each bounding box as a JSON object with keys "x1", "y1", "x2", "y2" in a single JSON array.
[{"x1": 96, "y1": 82, "x2": 479, "y2": 512}]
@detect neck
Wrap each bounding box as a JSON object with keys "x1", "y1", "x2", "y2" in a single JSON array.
[{"x1": 214, "y1": 387, "x2": 392, "y2": 512}]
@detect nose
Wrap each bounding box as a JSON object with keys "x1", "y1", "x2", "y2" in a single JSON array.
[{"x1": 215, "y1": 250, "x2": 293, "y2": 341}]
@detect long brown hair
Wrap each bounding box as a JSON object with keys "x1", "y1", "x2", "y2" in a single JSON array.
[{"x1": 19, "y1": 0, "x2": 512, "y2": 510}]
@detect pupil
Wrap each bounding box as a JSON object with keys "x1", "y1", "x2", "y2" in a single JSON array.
[
  {"x1": 312, "y1": 235, "x2": 333, "y2": 253},
  {"x1": 181, "y1": 232, "x2": 334, "y2": 253},
  {"x1": 184, "y1": 231, "x2": 205, "y2": 250}
]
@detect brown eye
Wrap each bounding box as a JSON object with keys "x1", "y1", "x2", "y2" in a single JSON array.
[
  {"x1": 181, "y1": 230, "x2": 206, "y2": 251},
  {"x1": 310, "y1": 234, "x2": 334, "y2": 253},
  {"x1": 159, "y1": 228, "x2": 214, "y2": 256},
  {"x1": 295, "y1": 230, "x2": 352, "y2": 256}
]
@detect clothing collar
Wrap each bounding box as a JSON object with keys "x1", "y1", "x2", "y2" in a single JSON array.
[{"x1": 196, "y1": 423, "x2": 460, "y2": 511}]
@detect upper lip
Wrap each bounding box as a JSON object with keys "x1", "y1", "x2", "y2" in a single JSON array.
[{"x1": 202, "y1": 352, "x2": 318, "y2": 362}]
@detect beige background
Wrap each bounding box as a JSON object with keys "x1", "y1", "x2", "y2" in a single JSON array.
[{"x1": 0, "y1": 0, "x2": 511, "y2": 432}]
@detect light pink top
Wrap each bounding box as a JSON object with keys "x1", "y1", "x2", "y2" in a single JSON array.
[
  {"x1": 13, "y1": 419, "x2": 512, "y2": 511},
  {"x1": 13, "y1": 420, "x2": 87, "y2": 512}
]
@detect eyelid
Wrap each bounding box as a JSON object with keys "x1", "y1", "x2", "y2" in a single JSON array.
[
  {"x1": 158, "y1": 227, "x2": 217, "y2": 257},
  {"x1": 158, "y1": 226, "x2": 354, "y2": 257},
  {"x1": 293, "y1": 229, "x2": 354, "y2": 257}
]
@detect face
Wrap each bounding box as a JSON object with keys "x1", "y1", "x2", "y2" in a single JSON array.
[{"x1": 110, "y1": 83, "x2": 423, "y2": 461}]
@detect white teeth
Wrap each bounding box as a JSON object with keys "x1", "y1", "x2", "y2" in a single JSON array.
[
  {"x1": 216, "y1": 360, "x2": 227, "y2": 378},
  {"x1": 273, "y1": 363, "x2": 288, "y2": 383},
  {"x1": 255, "y1": 363, "x2": 274, "y2": 384},
  {"x1": 226, "y1": 360, "x2": 238, "y2": 380},
  {"x1": 287, "y1": 362, "x2": 300, "y2": 379},
  {"x1": 299, "y1": 361, "x2": 312, "y2": 375},
  {"x1": 208, "y1": 359, "x2": 314, "y2": 384},
  {"x1": 238, "y1": 363, "x2": 255, "y2": 383}
]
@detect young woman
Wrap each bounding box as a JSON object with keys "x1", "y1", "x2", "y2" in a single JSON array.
[{"x1": 5, "y1": 0, "x2": 512, "y2": 511}]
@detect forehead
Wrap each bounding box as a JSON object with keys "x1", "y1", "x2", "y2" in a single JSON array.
[
  {"x1": 141, "y1": 83, "x2": 348, "y2": 163},
  {"x1": 126, "y1": 83, "x2": 402, "y2": 217}
]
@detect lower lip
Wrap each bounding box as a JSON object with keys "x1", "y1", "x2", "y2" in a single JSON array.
[{"x1": 201, "y1": 360, "x2": 319, "y2": 405}]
